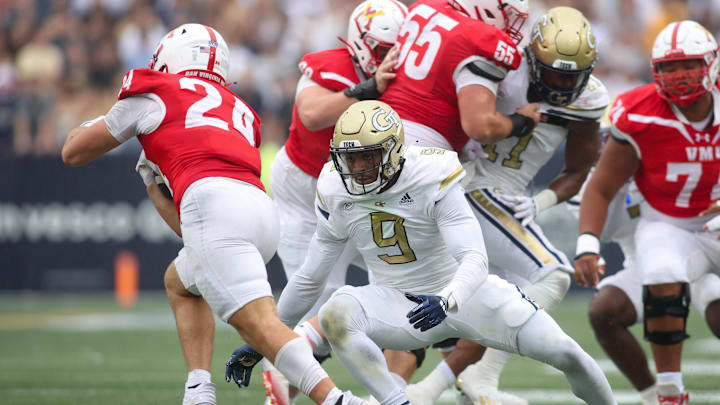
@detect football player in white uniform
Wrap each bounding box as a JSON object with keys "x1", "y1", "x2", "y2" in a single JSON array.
[
  {"x1": 404, "y1": 7, "x2": 609, "y2": 404},
  {"x1": 566, "y1": 167, "x2": 720, "y2": 405},
  {"x1": 226, "y1": 101, "x2": 616, "y2": 405}
]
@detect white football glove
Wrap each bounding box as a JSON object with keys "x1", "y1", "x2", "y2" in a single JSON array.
[
  {"x1": 496, "y1": 194, "x2": 537, "y2": 226},
  {"x1": 135, "y1": 151, "x2": 162, "y2": 186}
]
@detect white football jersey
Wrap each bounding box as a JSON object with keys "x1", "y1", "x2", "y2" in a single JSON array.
[
  {"x1": 468, "y1": 59, "x2": 610, "y2": 194},
  {"x1": 315, "y1": 146, "x2": 465, "y2": 295}
]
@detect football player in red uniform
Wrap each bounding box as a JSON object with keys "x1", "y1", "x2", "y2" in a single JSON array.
[
  {"x1": 575, "y1": 21, "x2": 720, "y2": 405},
  {"x1": 380, "y1": 0, "x2": 538, "y2": 157},
  {"x1": 62, "y1": 23, "x2": 368, "y2": 405}
]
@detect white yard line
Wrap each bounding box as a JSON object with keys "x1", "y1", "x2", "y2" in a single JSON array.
[{"x1": 436, "y1": 389, "x2": 720, "y2": 404}]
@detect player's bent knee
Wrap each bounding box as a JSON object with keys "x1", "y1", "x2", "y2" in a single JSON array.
[
  {"x1": 642, "y1": 283, "x2": 691, "y2": 345},
  {"x1": 318, "y1": 292, "x2": 365, "y2": 347},
  {"x1": 588, "y1": 287, "x2": 633, "y2": 331}
]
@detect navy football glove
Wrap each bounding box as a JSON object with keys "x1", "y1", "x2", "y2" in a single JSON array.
[
  {"x1": 405, "y1": 292, "x2": 448, "y2": 332},
  {"x1": 225, "y1": 344, "x2": 264, "y2": 388}
]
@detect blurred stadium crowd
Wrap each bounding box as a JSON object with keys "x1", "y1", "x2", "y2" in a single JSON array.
[{"x1": 0, "y1": 0, "x2": 719, "y2": 159}]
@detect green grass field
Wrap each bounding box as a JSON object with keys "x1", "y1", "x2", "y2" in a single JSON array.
[{"x1": 1, "y1": 292, "x2": 718, "y2": 405}]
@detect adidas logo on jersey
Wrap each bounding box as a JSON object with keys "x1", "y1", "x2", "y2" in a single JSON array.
[{"x1": 400, "y1": 193, "x2": 414, "y2": 205}]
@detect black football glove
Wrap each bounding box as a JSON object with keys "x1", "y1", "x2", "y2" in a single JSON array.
[
  {"x1": 225, "y1": 344, "x2": 264, "y2": 389},
  {"x1": 405, "y1": 292, "x2": 448, "y2": 332}
]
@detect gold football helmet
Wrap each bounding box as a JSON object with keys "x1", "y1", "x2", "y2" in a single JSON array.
[
  {"x1": 330, "y1": 100, "x2": 404, "y2": 195},
  {"x1": 527, "y1": 7, "x2": 597, "y2": 106}
]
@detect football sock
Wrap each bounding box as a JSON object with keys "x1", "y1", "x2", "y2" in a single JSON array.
[
  {"x1": 273, "y1": 337, "x2": 328, "y2": 397},
  {"x1": 295, "y1": 320, "x2": 331, "y2": 357},
  {"x1": 517, "y1": 310, "x2": 614, "y2": 405},
  {"x1": 462, "y1": 349, "x2": 508, "y2": 392},
  {"x1": 185, "y1": 368, "x2": 211, "y2": 388},
  {"x1": 657, "y1": 372, "x2": 684, "y2": 394},
  {"x1": 410, "y1": 360, "x2": 455, "y2": 404}
]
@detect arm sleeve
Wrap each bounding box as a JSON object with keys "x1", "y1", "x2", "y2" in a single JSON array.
[
  {"x1": 277, "y1": 218, "x2": 347, "y2": 328},
  {"x1": 104, "y1": 94, "x2": 165, "y2": 143},
  {"x1": 453, "y1": 56, "x2": 508, "y2": 94},
  {"x1": 433, "y1": 185, "x2": 489, "y2": 312}
]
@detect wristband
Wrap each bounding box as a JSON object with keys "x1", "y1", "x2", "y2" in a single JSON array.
[
  {"x1": 575, "y1": 232, "x2": 600, "y2": 259},
  {"x1": 508, "y1": 113, "x2": 536, "y2": 138},
  {"x1": 80, "y1": 115, "x2": 105, "y2": 128},
  {"x1": 343, "y1": 77, "x2": 381, "y2": 100},
  {"x1": 534, "y1": 189, "x2": 558, "y2": 214}
]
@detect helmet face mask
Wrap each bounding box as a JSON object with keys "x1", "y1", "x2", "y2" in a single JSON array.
[
  {"x1": 344, "y1": 0, "x2": 408, "y2": 76},
  {"x1": 150, "y1": 24, "x2": 230, "y2": 85},
  {"x1": 527, "y1": 7, "x2": 597, "y2": 106},
  {"x1": 651, "y1": 21, "x2": 719, "y2": 107},
  {"x1": 330, "y1": 101, "x2": 405, "y2": 196},
  {"x1": 448, "y1": 0, "x2": 529, "y2": 44}
]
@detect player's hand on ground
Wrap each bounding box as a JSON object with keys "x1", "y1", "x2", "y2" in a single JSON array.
[
  {"x1": 405, "y1": 293, "x2": 448, "y2": 332},
  {"x1": 225, "y1": 344, "x2": 264, "y2": 388},
  {"x1": 496, "y1": 194, "x2": 537, "y2": 226},
  {"x1": 573, "y1": 254, "x2": 603, "y2": 288},
  {"x1": 515, "y1": 103, "x2": 541, "y2": 124},
  {"x1": 375, "y1": 45, "x2": 399, "y2": 93}
]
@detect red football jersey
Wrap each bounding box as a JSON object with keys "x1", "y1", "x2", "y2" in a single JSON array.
[
  {"x1": 118, "y1": 68, "x2": 264, "y2": 213},
  {"x1": 285, "y1": 48, "x2": 361, "y2": 178},
  {"x1": 610, "y1": 83, "x2": 720, "y2": 217},
  {"x1": 380, "y1": 0, "x2": 521, "y2": 153}
]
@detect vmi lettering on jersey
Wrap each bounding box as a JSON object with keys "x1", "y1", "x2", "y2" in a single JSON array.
[{"x1": 686, "y1": 146, "x2": 720, "y2": 161}]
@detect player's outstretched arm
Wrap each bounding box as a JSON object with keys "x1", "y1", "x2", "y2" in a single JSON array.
[
  {"x1": 277, "y1": 228, "x2": 347, "y2": 328},
  {"x1": 575, "y1": 137, "x2": 638, "y2": 288},
  {"x1": 434, "y1": 185, "x2": 489, "y2": 311},
  {"x1": 62, "y1": 116, "x2": 121, "y2": 166},
  {"x1": 550, "y1": 120, "x2": 601, "y2": 203}
]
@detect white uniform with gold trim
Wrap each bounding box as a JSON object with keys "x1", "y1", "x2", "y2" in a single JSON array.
[
  {"x1": 567, "y1": 178, "x2": 720, "y2": 319},
  {"x1": 278, "y1": 146, "x2": 539, "y2": 352},
  {"x1": 465, "y1": 58, "x2": 609, "y2": 285}
]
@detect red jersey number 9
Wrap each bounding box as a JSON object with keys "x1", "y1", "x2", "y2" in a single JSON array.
[{"x1": 179, "y1": 77, "x2": 255, "y2": 147}]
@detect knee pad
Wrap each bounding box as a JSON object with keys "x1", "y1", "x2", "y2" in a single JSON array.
[
  {"x1": 643, "y1": 283, "x2": 691, "y2": 345},
  {"x1": 407, "y1": 347, "x2": 427, "y2": 369},
  {"x1": 318, "y1": 292, "x2": 366, "y2": 346},
  {"x1": 524, "y1": 270, "x2": 571, "y2": 312}
]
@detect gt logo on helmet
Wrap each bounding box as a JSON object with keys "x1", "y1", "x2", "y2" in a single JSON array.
[{"x1": 372, "y1": 108, "x2": 400, "y2": 132}]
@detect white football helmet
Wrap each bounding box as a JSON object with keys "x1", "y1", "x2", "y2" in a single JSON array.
[
  {"x1": 449, "y1": 0, "x2": 529, "y2": 44},
  {"x1": 343, "y1": 0, "x2": 408, "y2": 77},
  {"x1": 150, "y1": 23, "x2": 230, "y2": 85},
  {"x1": 651, "y1": 20, "x2": 719, "y2": 107}
]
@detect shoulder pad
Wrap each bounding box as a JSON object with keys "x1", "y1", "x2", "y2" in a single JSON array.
[
  {"x1": 118, "y1": 68, "x2": 173, "y2": 100},
  {"x1": 298, "y1": 48, "x2": 358, "y2": 90},
  {"x1": 405, "y1": 147, "x2": 465, "y2": 201}
]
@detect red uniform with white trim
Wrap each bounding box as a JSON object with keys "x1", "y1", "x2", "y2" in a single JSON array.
[
  {"x1": 285, "y1": 48, "x2": 361, "y2": 178},
  {"x1": 380, "y1": 0, "x2": 521, "y2": 153},
  {"x1": 118, "y1": 68, "x2": 263, "y2": 212},
  {"x1": 609, "y1": 83, "x2": 720, "y2": 218}
]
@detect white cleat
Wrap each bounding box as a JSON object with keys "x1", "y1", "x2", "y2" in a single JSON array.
[
  {"x1": 405, "y1": 382, "x2": 442, "y2": 405},
  {"x1": 182, "y1": 382, "x2": 216, "y2": 405},
  {"x1": 473, "y1": 390, "x2": 528, "y2": 405}
]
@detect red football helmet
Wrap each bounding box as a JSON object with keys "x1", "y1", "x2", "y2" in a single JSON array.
[{"x1": 651, "y1": 20, "x2": 719, "y2": 107}]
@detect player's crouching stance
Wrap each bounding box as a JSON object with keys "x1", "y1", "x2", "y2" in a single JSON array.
[
  {"x1": 62, "y1": 23, "x2": 366, "y2": 405},
  {"x1": 227, "y1": 101, "x2": 617, "y2": 405}
]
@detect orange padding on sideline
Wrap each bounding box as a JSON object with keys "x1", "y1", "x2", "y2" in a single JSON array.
[{"x1": 115, "y1": 250, "x2": 139, "y2": 308}]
